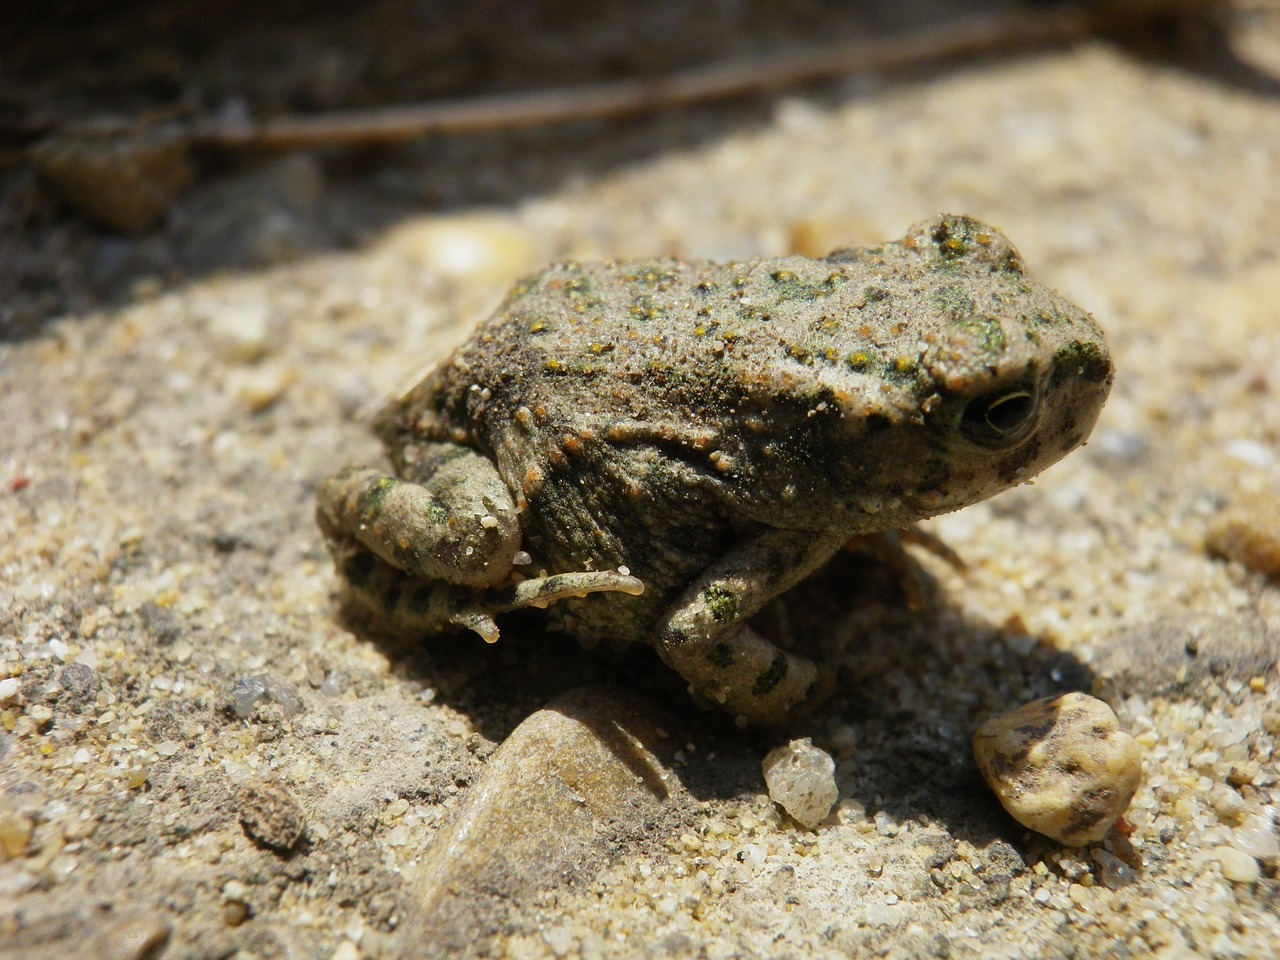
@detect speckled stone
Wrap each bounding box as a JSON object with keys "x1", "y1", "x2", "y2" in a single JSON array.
[{"x1": 972, "y1": 693, "x2": 1142, "y2": 846}]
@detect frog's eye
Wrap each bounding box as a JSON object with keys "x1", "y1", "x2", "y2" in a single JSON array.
[{"x1": 960, "y1": 384, "x2": 1037, "y2": 445}]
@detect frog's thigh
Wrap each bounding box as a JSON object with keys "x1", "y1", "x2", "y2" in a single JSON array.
[
  {"x1": 316, "y1": 444, "x2": 520, "y2": 588},
  {"x1": 655, "y1": 529, "x2": 845, "y2": 725}
]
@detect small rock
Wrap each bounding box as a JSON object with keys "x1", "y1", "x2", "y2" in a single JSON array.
[
  {"x1": 1090, "y1": 612, "x2": 1279, "y2": 699},
  {"x1": 0, "y1": 678, "x2": 21, "y2": 703},
  {"x1": 137, "y1": 601, "x2": 183, "y2": 645},
  {"x1": 95, "y1": 915, "x2": 172, "y2": 960},
  {"x1": 400, "y1": 687, "x2": 691, "y2": 959},
  {"x1": 0, "y1": 811, "x2": 34, "y2": 860},
  {"x1": 1207, "y1": 503, "x2": 1280, "y2": 577},
  {"x1": 32, "y1": 123, "x2": 194, "y2": 234},
  {"x1": 236, "y1": 780, "x2": 307, "y2": 852},
  {"x1": 1232, "y1": 812, "x2": 1279, "y2": 860},
  {"x1": 225, "y1": 361, "x2": 296, "y2": 412},
  {"x1": 787, "y1": 215, "x2": 880, "y2": 258},
  {"x1": 200, "y1": 294, "x2": 279, "y2": 364},
  {"x1": 1093, "y1": 849, "x2": 1135, "y2": 889},
  {"x1": 229, "y1": 674, "x2": 304, "y2": 720},
  {"x1": 378, "y1": 213, "x2": 540, "y2": 283},
  {"x1": 1215, "y1": 845, "x2": 1261, "y2": 884},
  {"x1": 972, "y1": 692, "x2": 1142, "y2": 846},
  {"x1": 59, "y1": 663, "x2": 99, "y2": 703},
  {"x1": 762, "y1": 738, "x2": 838, "y2": 829}
]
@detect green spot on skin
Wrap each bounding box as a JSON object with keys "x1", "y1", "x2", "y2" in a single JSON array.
[
  {"x1": 706, "y1": 586, "x2": 738, "y2": 623},
  {"x1": 935, "y1": 284, "x2": 976, "y2": 319},
  {"x1": 752, "y1": 653, "x2": 789, "y2": 696},
  {"x1": 357, "y1": 477, "x2": 401, "y2": 524},
  {"x1": 1053, "y1": 340, "x2": 1112, "y2": 385},
  {"x1": 931, "y1": 216, "x2": 977, "y2": 260},
  {"x1": 956, "y1": 315, "x2": 1007, "y2": 354},
  {"x1": 847, "y1": 352, "x2": 872, "y2": 371},
  {"x1": 862, "y1": 285, "x2": 890, "y2": 303},
  {"x1": 706, "y1": 642, "x2": 735, "y2": 667},
  {"x1": 770, "y1": 271, "x2": 828, "y2": 303},
  {"x1": 786, "y1": 343, "x2": 813, "y2": 365}
]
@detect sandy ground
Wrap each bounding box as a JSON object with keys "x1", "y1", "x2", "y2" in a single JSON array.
[{"x1": 2, "y1": 3, "x2": 1279, "y2": 958}]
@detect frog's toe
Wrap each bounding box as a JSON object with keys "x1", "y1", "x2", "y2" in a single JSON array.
[
  {"x1": 449, "y1": 609, "x2": 501, "y2": 644},
  {"x1": 499, "y1": 570, "x2": 645, "y2": 611}
]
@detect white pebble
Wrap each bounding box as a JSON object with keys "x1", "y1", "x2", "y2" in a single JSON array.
[
  {"x1": 1093, "y1": 849, "x2": 1135, "y2": 889},
  {"x1": 542, "y1": 924, "x2": 575, "y2": 957},
  {"x1": 1215, "y1": 845, "x2": 1261, "y2": 883},
  {"x1": 762, "y1": 738, "x2": 838, "y2": 830},
  {"x1": 1232, "y1": 813, "x2": 1279, "y2": 860},
  {"x1": 0, "y1": 678, "x2": 20, "y2": 702}
]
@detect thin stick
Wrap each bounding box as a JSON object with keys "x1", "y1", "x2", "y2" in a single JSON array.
[{"x1": 190, "y1": 6, "x2": 1112, "y2": 152}]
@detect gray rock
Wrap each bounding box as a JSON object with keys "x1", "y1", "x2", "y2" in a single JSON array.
[{"x1": 399, "y1": 687, "x2": 694, "y2": 958}]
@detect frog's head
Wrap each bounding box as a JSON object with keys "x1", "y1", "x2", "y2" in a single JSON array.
[{"x1": 769, "y1": 216, "x2": 1114, "y2": 531}]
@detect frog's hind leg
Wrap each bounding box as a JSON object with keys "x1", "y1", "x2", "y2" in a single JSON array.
[
  {"x1": 316, "y1": 443, "x2": 522, "y2": 588},
  {"x1": 329, "y1": 545, "x2": 644, "y2": 645}
]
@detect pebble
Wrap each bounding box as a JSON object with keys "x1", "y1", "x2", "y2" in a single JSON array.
[
  {"x1": 972, "y1": 693, "x2": 1142, "y2": 846},
  {"x1": 1232, "y1": 812, "x2": 1279, "y2": 860},
  {"x1": 1214, "y1": 845, "x2": 1261, "y2": 884},
  {"x1": 236, "y1": 779, "x2": 307, "y2": 852},
  {"x1": 200, "y1": 294, "x2": 281, "y2": 364},
  {"x1": 400, "y1": 687, "x2": 687, "y2": 959},
  {"x1": 378, "y1": 213, "x2": 540, "y2": 283},
  {"x1": 92, "y1": 915, "x2": 172, "y2": 960},
  {"x1": 0, "y1": 677, "x2": 20, "y2": 702},
  {"x1": 1093, "y1": 849, "x2": 1135, "y2": 889},
  {"x1": 762, "y1": 738, "x2": 838, "y2": 830},
  {"x1": 31, "y1": 124, "x2": 194, "y2": 233},
  {"x1": 1206, "y1": 502, "x2": 1280, "y2": 577},
  {"x1": 0, "y1": 811, "x2": 34, "y2": 860},
  {"x1": 229, "y1": 674, "x2": 305, "y2": 720}
]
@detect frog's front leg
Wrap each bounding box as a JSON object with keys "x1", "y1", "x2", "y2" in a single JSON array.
[
  {"x1": 655, "y1": 528, "x2": 848, "y2": 726},
  {"x1": 317, "y1": 443, "x2": 522, "y2": 589}
]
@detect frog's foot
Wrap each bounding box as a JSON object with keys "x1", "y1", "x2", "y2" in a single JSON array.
[
  {"x1": 497, "y1": 570, "x2": 645, "y2": 611},
  {"x1": 661, "y1": 619, "x2": 837, "y2": 727},
  {"x1": 447, "y1": 570, "x2": 645, "y2": 645},
  {"x1": 843, "y1": 528, "x2": 964, "y2": 612},
  {"x1": 331, "y1": 546, "x2": 645, "y2": 645}
]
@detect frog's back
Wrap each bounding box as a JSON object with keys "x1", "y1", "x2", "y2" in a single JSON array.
[{"x1": 378, "y1": 216, "x2": 1110, "y2": 539}]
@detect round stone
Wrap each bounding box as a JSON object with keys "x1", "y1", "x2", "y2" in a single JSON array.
[{"x1": 972, "y1": 692, "x2": 1142, "y2": 846}]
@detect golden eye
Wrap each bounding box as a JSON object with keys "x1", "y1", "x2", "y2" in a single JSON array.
[{"x1": 961, "y1": 385, "x2": 1037, "y2": 446}]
